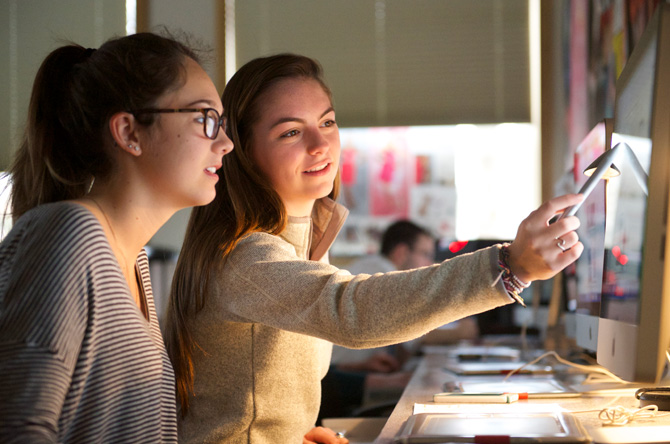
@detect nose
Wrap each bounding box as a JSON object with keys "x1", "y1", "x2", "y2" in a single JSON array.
[
  {"x1": 306, "y1": 127, "x2": 329, "y2": 155},
  {"x1": 214, "y1": 125, "x2": 234, "y2": 156}
]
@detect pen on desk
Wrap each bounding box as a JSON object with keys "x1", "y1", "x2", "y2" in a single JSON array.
[
  {"x1": 433, "y1": 392, "x2": 519, "y2": 403},
  {"x1": 437, "y1": 391, "x2": 580, "y2": 401}
]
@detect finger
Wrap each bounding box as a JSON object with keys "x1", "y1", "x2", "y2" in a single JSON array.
[
  {"x1": 547, "y1": 215, "x2": 580, "y2": 239},
  {"x1": 539, "y1": 194, "x2": 584, "y2": 219},
  {"x1": 378, "y1": 354, "x2": 400, "y2": 368},
  {"x1": 304, "y1": 426, "x2": 349, "y2": 444},
  {"x1": 555, "y1": 241, "x2": 584, "y2": 266},
  {"x1": 553, "y1": 231, "x2": 579, "y2": 252}
]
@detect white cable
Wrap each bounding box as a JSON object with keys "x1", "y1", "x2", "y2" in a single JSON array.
[
  {"x1": 598, "y1": 405, "x2": 659, "y2": 426},
  {"x1": 501, "y1": 350, "x2": 626, "y2": 383}
]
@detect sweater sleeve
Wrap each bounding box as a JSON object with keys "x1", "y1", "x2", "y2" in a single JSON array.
[
  {"x1": 0, "y1": 208, "x2": 92, "y2": 443},
  {"x1": 212, "y1": 233, "x2": 514, "y2": 349}
]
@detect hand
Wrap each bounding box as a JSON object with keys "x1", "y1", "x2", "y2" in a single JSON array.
[
  {"x1": 338, "y1": 351, "x2": 400, "y2": 373},
  {"x1": 363, "y1": 352, "x2": 401, "y2": 373},
  {"x1": 506, "y1": 194, "x2": 584, "y2": 283},
  {"x1": 365, "y1": 370, "x2": 412, "y2": 390},
  {"x1": 303, "y1": 426, "x2": 349, "y2": 444}
]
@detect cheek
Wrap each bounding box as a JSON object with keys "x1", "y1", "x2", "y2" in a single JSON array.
[
  {"x1": 250, "y1": 142, "x2": 277, "y2": 184},
  {"x1": 330, "y1": 135, "x2": 342, "y2": 165}
]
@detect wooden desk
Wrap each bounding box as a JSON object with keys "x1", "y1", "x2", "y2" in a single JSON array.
[{"x1": 374, "y1": 349, "x2": 670, "y2": 443}]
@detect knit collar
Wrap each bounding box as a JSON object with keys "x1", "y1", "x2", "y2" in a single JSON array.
[{"x1": 280, "y1": 197, "x2": 348, "y2": 261}]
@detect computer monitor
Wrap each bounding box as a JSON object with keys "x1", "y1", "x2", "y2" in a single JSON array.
[
  {"x1": 596, "y1": 2, "x2": 670, "y2": 384},
  {"x1": 570, "y1": 120, "x2": 611, "y2": 352}
]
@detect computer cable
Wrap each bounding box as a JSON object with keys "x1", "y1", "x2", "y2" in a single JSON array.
[{"x1": 501, "y1": 350, "x2": 626, "y2": 383}]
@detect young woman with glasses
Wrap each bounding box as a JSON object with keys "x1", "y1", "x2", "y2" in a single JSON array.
[
  {"x1": 165, "y1": 54, "x2": 583, "y2": 444},
  {"x1": 0, "y1": 32, "x2": 232, "y2": 443}
]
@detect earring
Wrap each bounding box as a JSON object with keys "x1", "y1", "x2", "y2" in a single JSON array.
[{"x1": 133, "y1": 145, "x2": 140, "y2": 152}]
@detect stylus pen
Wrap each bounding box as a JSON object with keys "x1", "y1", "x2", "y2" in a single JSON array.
[
  {"x1": 436, "y1": 391, "x2": 580, "y2": 401},
  {"x1": 433, "y1": 392, "x2": 519, "y2": 403},
  {"x1": 514, "y1": 392, "x2": 581, "y2": 399}
]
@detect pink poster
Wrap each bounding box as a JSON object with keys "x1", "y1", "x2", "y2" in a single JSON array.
[{"x1": 368, "y1": 129, "x2": 410, "y2": 218}]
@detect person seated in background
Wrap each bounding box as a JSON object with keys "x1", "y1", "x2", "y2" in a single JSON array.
[
  {"x1": 321, "y1": 220, "x2": 479, "y2": 420},
  {"x1": 347, "y1": 220, "x2": 436, "y2": 275}
]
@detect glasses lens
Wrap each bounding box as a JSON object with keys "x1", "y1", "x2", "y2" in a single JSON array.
[{"x1": 205, "y1": 109, "x2": 219, "y2": 139}]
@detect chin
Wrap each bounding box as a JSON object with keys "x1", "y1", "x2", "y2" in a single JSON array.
[
  {"x1": 317, "y1": 183, "x2": 335, "y2": 199},
  {"x1": 188, "y1": 190, "x2": 217, "y2": 209}
]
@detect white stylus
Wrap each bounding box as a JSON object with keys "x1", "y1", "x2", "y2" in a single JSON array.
[{"x1": 559, "y1": 143, "x2": 624, "y2": 220}]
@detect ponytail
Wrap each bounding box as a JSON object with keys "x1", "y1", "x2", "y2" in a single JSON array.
[{"x1": 10, "y1": 45, "x2": 100, "y2": 221}]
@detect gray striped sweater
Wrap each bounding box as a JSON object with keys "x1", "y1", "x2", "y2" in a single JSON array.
[{"x1": 0, "y1": 202, "x2": 177, "y2": 443}]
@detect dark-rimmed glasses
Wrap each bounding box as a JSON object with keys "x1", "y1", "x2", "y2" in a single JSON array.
[{"x1": 133, "y1": 108, "x2": 226, "y2": 140}]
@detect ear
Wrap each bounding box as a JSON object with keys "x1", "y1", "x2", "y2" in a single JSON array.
[
  {"x1": 109, "y1": 112, "x2": 142, "y2": 156},
  {"x1": 388, "y1": 243, "x2": 410, "y2": 269}
]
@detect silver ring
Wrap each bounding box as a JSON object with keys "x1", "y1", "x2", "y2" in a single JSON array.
[
  {"x1": 556, "y1": 237, "x2": 567, "y2": 252},
  {"x1": 335, "y1": 432, "x2": 346, "y2": 439}
]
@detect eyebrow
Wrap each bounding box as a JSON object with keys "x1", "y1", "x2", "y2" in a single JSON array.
[
  {"x1": 270, "y1": 107, "x2": 335, "y2": 129},
  {"x1": 184, "y1": 99, "x2": 221, "y2": 110}
]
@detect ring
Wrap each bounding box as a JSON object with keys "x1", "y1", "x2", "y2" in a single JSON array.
[
  {"x1": 335, "y1": 432, "x2": 346, "y2": 439},
  {"x1": 556, "y1": 237, "x2": 567, "y2": 252}
]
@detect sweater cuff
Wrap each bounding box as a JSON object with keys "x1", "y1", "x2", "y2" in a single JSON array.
[{"x1": 490, "y1": 244, "x2": 526, "y2": 306}]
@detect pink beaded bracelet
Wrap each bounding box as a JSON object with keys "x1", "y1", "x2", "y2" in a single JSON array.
[{"x1": 498, "y1": 243, "x2": 529, "y2": 306}]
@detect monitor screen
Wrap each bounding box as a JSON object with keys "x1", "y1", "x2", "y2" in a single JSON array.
[
  {"x1": 596, "y1": 3, "x2": 670, "y2": 383},
  {"x1": 569, "y1": 120, "x2": 611, "y2": 352}
]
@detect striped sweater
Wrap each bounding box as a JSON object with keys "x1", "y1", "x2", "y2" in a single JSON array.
[{"x1": 0, "y1": 202, "x2": 177, "y2": 443}]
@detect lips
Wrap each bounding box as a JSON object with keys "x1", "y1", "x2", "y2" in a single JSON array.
[
  {"x1": 305, "y1": 163, "x2": 328, "y2": 173},
  {"x1": 304, "y1": 160, "x2": 333, "y2": 175},
  {"x1": 205, "y1": 163, "x2": 222, "y2": 176}
]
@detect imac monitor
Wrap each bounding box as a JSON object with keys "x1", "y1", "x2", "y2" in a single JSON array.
[
  {"x1": 596, "y1": 2, "x2": 670, "y2": 383},
  {"x1": 571, "y1": 120, "x2": 611, "y2": 352}
]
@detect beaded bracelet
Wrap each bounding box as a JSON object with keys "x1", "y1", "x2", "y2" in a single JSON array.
[{"x1": 497, "y1": 243, "x2": 529, "y2": 306}]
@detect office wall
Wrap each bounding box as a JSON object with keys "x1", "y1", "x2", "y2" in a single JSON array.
[
  {"x1": 0, "y1": 0, "x2": 125, "y2": 170},
  {"x1": 540, "y1": 0, "x2": 570, "y2": 202},
  {"x1": 143, "y1": 0, "x2": 222, "y2": 86}
]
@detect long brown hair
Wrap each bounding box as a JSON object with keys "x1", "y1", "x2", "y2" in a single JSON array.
[
  {"x1": 166, "y1": 53, "x2": 341, "y2": 414},
  {"x1": 8, "y1": 32, "x2": 200, "y2": 222}
]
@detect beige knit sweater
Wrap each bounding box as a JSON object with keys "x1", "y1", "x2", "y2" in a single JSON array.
[{"x1": 179, "y1": 198, "x2": 514, "y2": 443}]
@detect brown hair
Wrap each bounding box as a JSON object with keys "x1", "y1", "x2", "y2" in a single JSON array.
[
  {"x1": 8, "y1": 32, "x2": 201, "y2": 221},
  {"x1": 165, "y1": 53, "x2": 341, "y2": 414}
]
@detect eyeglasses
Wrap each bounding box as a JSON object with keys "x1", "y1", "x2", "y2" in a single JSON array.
[{"x1": 133, "y1": 108, "x2": 226, "y2": 140}]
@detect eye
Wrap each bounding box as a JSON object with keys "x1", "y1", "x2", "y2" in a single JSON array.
[
  {"x1": 322, "y1": 119, "x2": 337, "y2": 128},
  {"x1": 281, "y1": 129, "x2": 300, "y2": 138}
]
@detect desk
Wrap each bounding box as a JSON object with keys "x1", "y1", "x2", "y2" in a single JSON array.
[{"x1": 374, "y1": 348, "x2": 670, "y2": 443}]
